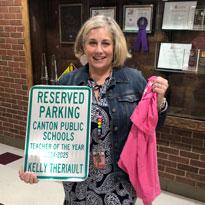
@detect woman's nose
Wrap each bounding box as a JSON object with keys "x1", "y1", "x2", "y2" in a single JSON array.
[{"x1": 95, "y1": 43, "x2": 103, "y2": 52}]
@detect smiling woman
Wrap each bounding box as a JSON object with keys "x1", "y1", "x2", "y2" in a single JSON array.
[
  {"x1": 85, "y1": 28, "x2": 113, "y2": 72},
  {"x1": 19, "y1": 15, "x2": 169, "y2": 205},
  {"x1": 74, "y1": 15, "x2": 131, "y2": 68}
]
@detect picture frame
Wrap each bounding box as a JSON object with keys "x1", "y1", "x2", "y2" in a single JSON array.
[
  {"x1": 123, "y1": 4, "x2": 153, "y2": 33},
  {"x1": 59, "y1": 4, "x2": 83, "y2": 44},
  {"x1": 156, "y1": 42, "x2": 197, "y2": 72},
  {"x1": 162, "y1": 1, "x2": 197, "y2": 30},
  {"x1": 90, "y1": 7, "x2": 116, "y2": 19}
]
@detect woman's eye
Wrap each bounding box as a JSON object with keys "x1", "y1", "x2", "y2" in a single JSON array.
[
  {"x1": 87, "y1": 41, "x2": 112, "y2": 47},
  {"x1": 102, "y1": 42, "x2": 110, "y2": 46},
  {"x1": 88, "y1": 41, "x2": 97, "y2": 46}
]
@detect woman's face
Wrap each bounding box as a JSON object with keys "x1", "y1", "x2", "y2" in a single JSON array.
[{"x1": 84, "y1": 27, "x2": 114, "y2": 72}]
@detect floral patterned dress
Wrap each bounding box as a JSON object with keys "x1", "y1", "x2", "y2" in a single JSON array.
[{"x1": 63, "y1": 77, "x2": 136, "y2": 205}]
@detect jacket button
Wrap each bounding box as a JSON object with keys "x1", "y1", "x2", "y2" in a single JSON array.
[
  {"x1": 112, "y1": 108, "x2": 116, "y2": 113},
  {"x1": 113, "y1": 126, "x2": 118, "y2": 131}
]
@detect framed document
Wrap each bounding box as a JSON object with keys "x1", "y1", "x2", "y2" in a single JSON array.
[
  {"x1": 157, "y1": 43, "x2": 193, "y2": 71},
  {"x1": 90, "y1": 7, "x2": 116, "y2": 19},
  {"x1": 59, "y1": 4, "x2": 82, "y2": 44},
  {"x1": 162, "y1": 1, "x2": 197, "y2": 30},
  {"x1": 123, "y1": 4, "x2": 153, "y2": 33},
  {"x1": 24, "y1": 85, "x2": 92, "y2": 181}
]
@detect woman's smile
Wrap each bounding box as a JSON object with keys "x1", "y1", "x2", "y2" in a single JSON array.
[{"x1": 93, "y1": 55, "x2": 106, "y2": 62}]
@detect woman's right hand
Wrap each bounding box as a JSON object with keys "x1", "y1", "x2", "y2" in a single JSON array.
[{"x1": 19, "y1": 169, "x2": 39, "y2": 184}]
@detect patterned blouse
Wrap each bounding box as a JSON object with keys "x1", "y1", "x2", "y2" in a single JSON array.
[{"x1": 63, "y1": 76, "x2": 136, "y2": 205}]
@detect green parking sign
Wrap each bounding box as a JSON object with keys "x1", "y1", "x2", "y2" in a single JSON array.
[{"x1": 24, "y1": 85, "x2": 92, "y2": 181}]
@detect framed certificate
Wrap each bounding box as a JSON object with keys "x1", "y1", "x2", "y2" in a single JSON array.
[
  {"x1": 123, "y1": 4, "x2": 153, "y2": 33},
  {"x1": 90, "y1": 7, "x2": 116, "y2": 19},
  {"x1": 157, "y1": 43, "x2": 193, "y2": 71},
  {"x1": 162, "y1": 1, "x2": 197, "y2": 30},
  {"x1": 59, "y1": 4, "x2": 83, "y2": 44}
]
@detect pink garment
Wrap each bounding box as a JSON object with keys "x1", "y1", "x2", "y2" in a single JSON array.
[{"x1": 118, "y1": 76, "x2": 160, "y2": 205}]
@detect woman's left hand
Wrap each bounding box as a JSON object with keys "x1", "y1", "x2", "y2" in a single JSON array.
[{"x1": 152, "y1": 76, "x2": 169, "y2": 111}]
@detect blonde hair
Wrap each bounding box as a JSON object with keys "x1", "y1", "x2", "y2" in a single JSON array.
[{"x1": 74, "y1": 15, "x2": 131, "y2": 67}]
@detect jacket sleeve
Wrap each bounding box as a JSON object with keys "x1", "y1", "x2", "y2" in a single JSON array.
[{"x1": 157, "y1": 109, "x2": 167, "y2": 129}]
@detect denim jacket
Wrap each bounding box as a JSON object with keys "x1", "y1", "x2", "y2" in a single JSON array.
[{"x1": 58, "y1": 64, "x2": 166, "y2": 180}]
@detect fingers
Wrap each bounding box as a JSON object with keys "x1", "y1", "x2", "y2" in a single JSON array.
[
  {"x1": 19, "y1": 169, "x2": 38, "y2": 184},
  {"x1": 152, "y1": 76, "x2": 169, "y2": 96},
  {"x1": 152, "y1": 77, "x2": 169, "y2": 110}
]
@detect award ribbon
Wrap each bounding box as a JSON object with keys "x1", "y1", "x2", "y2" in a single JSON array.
[{"x1": 134, "y1": 17, "x2": 149, "y2": 52}]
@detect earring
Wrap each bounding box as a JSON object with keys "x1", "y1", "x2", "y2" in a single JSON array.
[{"x1": 80, "y1": 54, "x2": 87, "y2": 65}]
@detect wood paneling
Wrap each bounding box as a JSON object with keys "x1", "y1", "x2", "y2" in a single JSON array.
[
  {"x1": 28, "y1": 0, "x2": 205, "y2": 121},
  {"x1": 22, "y1": 0, "x2": 33, "y2": 88}
]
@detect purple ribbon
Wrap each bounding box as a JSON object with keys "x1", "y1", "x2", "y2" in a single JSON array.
[{"x1": 134, "y1": 17, "x2": 149, "y2": 52}]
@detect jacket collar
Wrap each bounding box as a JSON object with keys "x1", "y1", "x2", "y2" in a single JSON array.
[{"x1": 76, "y1": 64, "x2": 129, "y2": 86}]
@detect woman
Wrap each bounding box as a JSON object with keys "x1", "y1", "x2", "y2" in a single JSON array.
[{"x1": 19, "y1": 15, "x2": 168, "y2": 204}]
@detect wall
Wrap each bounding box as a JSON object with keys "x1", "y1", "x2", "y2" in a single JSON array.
[
  {"x1": 157, "y1": 116, "x2": 205, "y2": 201},
  {"x1": 0, "y1": 0, "x2": 32, "y2": 148}
]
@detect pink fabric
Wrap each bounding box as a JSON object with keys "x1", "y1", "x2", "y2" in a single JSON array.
[{"x1": 118, "y1": 76, "x2": 160, "y2": 205}]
